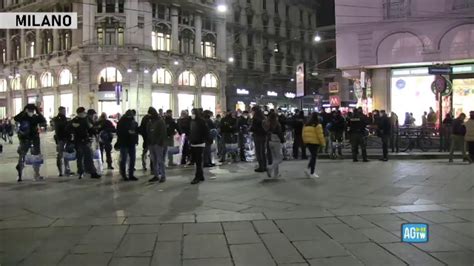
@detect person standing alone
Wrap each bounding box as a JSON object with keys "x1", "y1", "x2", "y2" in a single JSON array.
[
  {"x1": 377, "y1": 110, "x2": 391, "y2": 161},
  {"x1": 449, "y1": 113, "x2": 469, "y2": 163},
  {"x1": 97, "y1": 112, "x2": 116, "y2": 170},
  {"x1": 190, "y1": 109, "x2": 210, "y2": 184},
  {"x1": 264, "y1": 112, "x2": 285, "y2": 178}
]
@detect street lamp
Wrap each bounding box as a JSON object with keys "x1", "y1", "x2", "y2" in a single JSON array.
[
  {"x1": 144, "y1": 68, "x2": 149, "y2": 74},
  {"x1": 314, "y1": 34, "x2": 322, "y2": 42},
  {"x1": 217, "y1": 4, "x2": 227, "y2": 13},
  {"x1": 228, "y1": 57, "x2": 234, "y2": 63},
  {"x1": 174, "y1": 60, "x2": 179, "y2": 65},
  {"x1": 127, "y1": 68, "x2": 133, "y2": 73}
]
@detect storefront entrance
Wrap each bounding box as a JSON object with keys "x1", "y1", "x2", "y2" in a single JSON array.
[
  {"x1": 452, "y1": 78, "x2": 474, "y2": 116},
  {"x1": 42, "y1": 95, "x2": 55, "y2": 120},
  {"x1": 60, "y1": 93, "x2": 73, "y2": 117},
  {"x1": 152, "y1": 92, "x2": 170, "y2": 112},
  {"x1": 201, "y1": 95, "x2": 216, "y2": 114},
  {"x1": 178, "y1": 93, "x2": 194, "y2": 114},
  {"x1": 99, "y1": 101, "x2": 122, "y2": 117}
]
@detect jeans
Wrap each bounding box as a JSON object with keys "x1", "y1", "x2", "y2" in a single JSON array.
[
  {"x1": 17, "y1": 138, "x2": 41, "y2": 178},
  {"x1": 449, "y1": 135, "x2": 467, "y2": 161},
  {"x1": 120, "y1": 145, "x2": 136, "y2": 178},
  {"x1": 306, "y1": 144, "x2": 320, "y2": 175},
  {"x1": 191, "y1": 146, "x2": 204, "y2": 180},
  {"x1": 239, "y1": 133, "x2": 246, "y2": 161},
  {"x1": 76, "y1": 142, "x2": 97, "y2": 175},
  {"x1": 293, "y1": 136, "x2": 307, "y2": 159},
  {"x1": 204, "y1": 143, "x2": 213, "y2": 165},
  {"x1": 268, "y1": 141, "x2": 283, "y2": 177},
  {"x1": 331, "y1": 131, "x2": 344, "y2": 156},
  {"x1": 149, "y1": 144, "x2": 166, "y2": 178},
  {"x1": 100, "y1": 141, "x2": 113, "y2": 167},
  {"x1": 181, "y1": 136, "x2": 191, "y2": 164},
  {"x1": 56, "y1": 140, "x2": 71, "y2": 175},
  {"x1": 350, "y1": 133, "x2": 367, "y2": 161},
  {"x1": 381, "y1": 135, "x2": 390, "y2": 159},
  {"x1": 254, "y1": 135, "x2": 267, "y2": 170}
]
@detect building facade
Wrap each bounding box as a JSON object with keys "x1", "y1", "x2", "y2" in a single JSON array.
[
  {"x1": 0, "y1": 0, "x2": 227, "y2": 120},
  {"x1": 336, "y1": 0, "x2": 474, "y2": 124},
  {"x1": 226, "y1": 0, "x2": 320, "y2": 112}
]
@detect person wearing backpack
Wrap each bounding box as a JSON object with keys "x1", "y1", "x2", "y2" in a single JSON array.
[
  {"x1": 302, "y1": 112, "x2": 326, "y2": 178},
  {"x1": 264, "y1": 112, "x2": 285, "y2": 178},
  {"x1": 14, "y1": 104, "x2": 46, "y2": 182},
  {"x1": 97, "y1": 112, "x2": 116, "y2": 170}
]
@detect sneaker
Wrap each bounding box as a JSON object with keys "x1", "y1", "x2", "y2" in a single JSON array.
[
  {"x1": 363, "y1": 159, "x2": 369, "y2": 162},
  {"x1": 353, "y1": 159, "x2": 359, "y2": 162},
  {"x1": 159, "y1": 177, "x2": 166, "y2": 183},
  {"x1": 34, "y1": 176, "x2": 44, "y2": 181},
  {"x1": 90, "y1": 173, "x2": 101, "y2": 179},
  {"x1": 129, "y1": 176, "x2": 138, "y2": 181},
  {"x1": 66, "y1": 171, "x2": 75, "y2": 176},
  {"x1": 311, "y1": 173, "x2": 320, "y2": 178},
  {"x1": 59, "y1": 173, "x2": 64, "y2": 177},
  {"x1": 78, "y1": 174, "x2": 83, "y2": 179},
  {"x1": 266, "y1": 167, "x2": 272, "y2": 178},
  {"x1": 17, "y1": 177, "x2": 22, "y2": 182},
  {"x1": 190, "y1": 179, "x2": 201, "y2": 185},
  {"x1": 148, "y1": 176, "x2": 160, "y2": 182},
  {"x1": 107, "y1": 165, "x2": 114, "y2": 170},
  {"x1": 304, "y1": 169, "x2": 311, "y2": 178}
]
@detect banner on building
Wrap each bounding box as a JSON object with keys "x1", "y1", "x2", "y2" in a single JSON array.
[
  {"x1": 328, "y1": 82, "x2": 339, "y2": 94},
  {"x1": 296, "y1": 63, "x2": 305, "y2": 97}
]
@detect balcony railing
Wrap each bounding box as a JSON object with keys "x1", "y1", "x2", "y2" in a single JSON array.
[
  {"x1": 383, "y1": 0, "x2": 410, "y2": 19},
  {"x1": 453, "y1": 0, "x2": 474, "y2": 9}
]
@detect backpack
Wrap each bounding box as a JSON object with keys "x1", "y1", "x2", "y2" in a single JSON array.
[
  {"x1": 99, "y1": 130, "x2": 112, "y2": 143},
  {"x1": 17, "y1": 121, "x2": 31, "y2": 138}
]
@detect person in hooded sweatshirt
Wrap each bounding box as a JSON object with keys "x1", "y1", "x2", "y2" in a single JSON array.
[
  {"x1": 52, "y1": 106, "x2": 74, "y2": 176},
  {"x1": 189, "y1": 108, "x2": 210, "y2": 184},
  {"x1": 116, "y1": 110, "x2": 139, "y2": 181},
  {"x1": 147, "y1": 107, "x2": 167, "y2": 183},
  {"x1": 14, "y1": 104, "x2": 46, "y2": 182}
]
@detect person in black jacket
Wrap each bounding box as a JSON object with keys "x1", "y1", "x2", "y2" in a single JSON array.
[
  {"x1": 250, "y1": 106, "x2": 268, "y2": 172},
  {"x1": 203, "y1": 110, "x2": 216, "y2": 168},
  {"x1": 139, "y1": 107, "x2": 155, "y2": 171},
  {"x1": 449, "y1": 113, "x2": 467, "y2": 163},
  {"x1": 97, "y1": 112, "x2": 116, "y2": 170},
  {"x1": 330, "y1": 110, "x2": 345, "y2": 157},
  {"x1": 178, "y1": 110, "x2": 192, "y2": 165},
  {"x1": 116, "y1": 110, "x2": 139, "y2": 181},
  {"x1": 219, "y1": 111, "x2": 238, "y2": 163},
  {"x1": 264, "y1": 112, "x2": 285, "y2": 178},
  {"x1": 292, "y1": 110, "x2": 307, "y2": 160},
  {"x1": 52, "y1": 106, "x2": 74, "y2": 176},
  {"x1": 377, "y1": 110, "x2": 391, "y2": 161},
  {"x1": 3, "y1": 119, "x2": 14, "y2": 144},
  {"x1": 14, "y1": 104, "x2": 46, "y2": 182},
  {"x1": 347, "y1": 108, "x2": 369, "y2": 162},
  {"x1": 190, "y1": 108, "x2": 210, "y2": 184},
  {"x1": 164, "y1": 110, "x2": 180, "y2": 167},
  {"x1": 68, "y1": 107, "x2": 101, "y2": 179},
  {"x1": 238, "y1": 111, "x2": 250, "y2": 162}
]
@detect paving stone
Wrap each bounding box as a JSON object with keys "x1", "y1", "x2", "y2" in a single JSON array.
[
  {"x1": 58, "y1": 253, "x2": 112, "y2": 266},
  {"x1": 196, "y1": 212, "x2": 265, "y2": 222},
  {"x1": 226, "y1": 230, "x2": 261, "y2": 244},
  {"x1": 265, "y1": 210, "x2": 333, "y2": 219},
  {"x1": 430, "y1": 251, "x2": 474, "y2": 265},
  {"x1": 253, "y1": 220, "x2": 280, "y2": 234},
  {"x1": 151, "y1": 241, "x2": 181, "y2": 266},
  {"x1": 442, "y1": 222, "x2": 474, "y2": 238},
  {"x1": 330, "y1": 207, "x2": 395, "y2": 216},
  {"x1": 18, "y1": 251, "x2": 66, "y2": 266},
  {"x1": 183, "y1": 234, "x2": 230, "y2": 259},
  {"x1": 371, "y1": 219, "x2": 407, "y2": 232},
  {"x1": 390, "y1": 204, "x2": 449, "y2": 213},
  {"x1": 319, "y1": 224, "x2": 370, "y2": 243},
  {"x1": 308, "y1": 256, "x2": 364, "y2": 266},
  {"x1": 158, "y1": 224, "x2": 183, "y2": 241},
  {"x1": 52, "y1": 217, "x2": 125, "y2": 227},
  {"x1": 446, "y1": 210, "x2": 474, "y2": 221},
  {"x1": 359, "y1": 227, "x2": 399, "y2": 243},
  {"x1": 338, "y1": 216, "x2": 375, "y2": 229},
  {"x1": 222, "y1": 221, "x2": 254, "y2": 231},
  {"x1": 381, "y1": 243, "x2": 444, "y2": 266},
  {"x1": 343, "y1": 242, "x2": 405, "y2": 266},
  {"x1": 293, "y1": 239, "x2": 350, "y2": 259},
  {"x1": 275, "y1": 219, "x2": 331, "y2": 241},
  {"x1": 260, "y1": 233, "x2": 305, "y2": 264},
  {"x1": 184, "y1": 222, "x2": 222, "y2": 235},
  {"x1": 206, "y1": 200, "x2": 252, "y2": 212},
  {"x1": 413, "y1": 211, "x2": 465, "y2": 223},
  {"x1": 115, "y1": 233, "x2": 157, "y2": 257},
  {"x1": 305, "y1": 217, "x2": 342, "y2": 225},
  {"x1": 245, "y1": 199, "x2": 296, "y2": 210},
  {"x1": 183, "y1": 258, "x2": 234, "y2": 266},
  {"x1": 412, "y1": 233, "x2": 464, "y2": 252},
  {"x1": 428, "y1": 223, "x2": 474, "y2": 251},
  {"x1": 128, "y1": 224, "x2": 160, "y2": 234},
  {"x1": 395, "y1": 213, "x2": 432, "y2": 224},
  {"x1": 230, "y1": 243, "x2": 276, "y2": 266},
  {"x1": 124, "y1": 215, "x2": 195, "y2": 224},
  {"x1": 109, "y1": 257, "x2": 150, "y2": 266}
]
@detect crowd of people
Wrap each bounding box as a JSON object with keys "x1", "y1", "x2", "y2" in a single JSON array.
[{"x1": 4, "y1": 103, "x2": 474, "y2": 183}]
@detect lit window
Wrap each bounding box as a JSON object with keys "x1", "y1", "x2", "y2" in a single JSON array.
[
  {"x1": 201, "y1": 35, "x2": 216, "y2": 58},
  {"x1": 98, "y1": 67, "x2": 122, "y2": 83},
  {"x1": 2, "y1": 48, "x2": 6, "y2": 63},
  {"x1": 59, "y1": 69, "x2": 73, "y2": 85},
  {"x1": 152, "y1": 28, "x2": 171, "y2": 51},
  {"x1": 201, "y1": 73, "x2": 218, "y2": 88},
  {"x1": 29, "y1": 41, "x2": 35, "y2": 58},
  {"x1": 97, "y1": 28, "x2": 104, "y2": 45},
  {"x1": 41, "y1": 72, "x2": 54, "y2": 87},
  {"x1": 178, "y1": 70, "x2": 196, "y2": 86},
  {"x1": 0, "y1": 79, "x2": 7, "y2": 92},
  {"x1": 26, "y1": 75, "x2": 37, "y2": 89},
  {"x1": 118, "y1": 28, "x2": 124, "y2": 46},
  {"x1": 11, "y1": 77, "x2": 21, "y2": 90},
  {"x1": 152, "y1": 68, "x2": 172, "y2": 84}
]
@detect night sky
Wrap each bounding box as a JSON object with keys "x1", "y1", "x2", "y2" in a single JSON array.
[{"x1": 317, "y1": 0, "x2": 335, "y2": 26}]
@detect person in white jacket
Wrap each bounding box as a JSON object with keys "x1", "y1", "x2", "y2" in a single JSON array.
[{"x1": 464, "y1": 111, "x2": 474, "y2": 163}]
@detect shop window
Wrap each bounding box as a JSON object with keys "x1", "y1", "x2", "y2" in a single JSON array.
[
  {"x1": 178, "y1": 70, "x2": 196, "y2": 86},
  {"x1": 41, "y1": 72, "x2": 54, "y2": 87},
  {"x1": 152, "y1": 92, "x2": 170, "y2": 111},
  {"x1": 0, "y1": 79, "x2": 7, "y2": 92},
  {"x1": 98, "y1": 67, "x2": 122, "y2": 83},
  {"x1": 201, "y1": 73, "x2": 218, "y2": 88},
  {"x1": 152, "y1": 68, "x2": 172, "y2": 84},
  {"x1": 59, "y1": 69, "x2": 73, "y2": 85},
  {"x1": 26, "y1": 75, "x2": 37, "y2": 89},
  {"x1": 201, "y1": 95, "x2": 216, "y2": 114}
]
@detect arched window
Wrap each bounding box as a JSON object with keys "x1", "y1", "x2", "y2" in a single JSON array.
[
  {"x1": 98, "y1": 67, "x2": 122, "y2": 83},
  {"x1": 201, "y1": 34, "x2": 216, "y2": 58},
  {"x1": 152, "y1": 25, "x2": 171, "y2": 51},
  {"x1": 59, "y1": 69, "x2": 73, "y2": 85},
  {"x1": 60, "y1": 30, "x2": 72, "y2": 50},
  {"x1": 178, "y1": 70, "x2": 196, "y2": 86},
  {"x1": 201, "y1": 73, "x2": 218, "y2": 88},
  {"x1": 0, "y1": 79, "x2": 7, "y2": 92},
  {"x1": 179, "y1": 29, "x2": 194, "y2": 54},
  {"x1": 26, "y1": 75, "x2": 37, "y2": 89},
  {"x1": 152, "y1": 68, "x2": 172, "y2": 84},
  {"x1": 11, "y1": 76, "x2": 21, "y2": 90},
  {"x1": 42, "y1": 30, "x2": 53, "y2": 54},
  {"x1": 41, "y1": 72, "x2": 54, "y2": 87},
  {"x1": 26, "y1": 32, "x2": 35, "y2": 58}
]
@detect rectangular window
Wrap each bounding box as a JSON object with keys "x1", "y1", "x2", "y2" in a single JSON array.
[
  {"x1": 234, "y1": 11, "x2": 240, "y2": 23},
  {"x1": 29, "y1": 41, "x2": 34, "y2": 57},
  {"x1": 97, "y1": 28, "x2": 103, "y2": 45},
  {"x1": 65, "y1": 33, "x2": 70, "y2": 50},
  {"x1": 275, "y1": 1, "x2": 279, "y2": 14},
  {"x1": 247, "y1": 15, "x2": 253, "y2": 26},
  {"x1": 2, "y1": 48, "x2": 6, "y2": 63},
  {"x1": 151, "y1": 31, "x2": 157, "y2": 50},
  {"x1": 202, "y1": 41, "x2": 216, "y2": 58},
  {"x1": 308, "y1": 14, "x2": 312, "y2": 26},
  {"x1": 262, "y1": 0, "x2": 266, "y2": 10},
  {"x1": 158, "y1": 5, "x2": 165, "y2": 19},
  {"x1": 384, "y1": 0, "x2": 410, "y2": 19},
  {"x1": 286, "y1": 5, "x2": 290, "y2": 17},
  {"x1": 300, "y1": 10, "x2": 303, "y2": 23},
  {"x1": 247, "y1": 54, "x2": 254, "y2": 70},
  {"x1": 118, "y1": 28, "x2": 124, "y2": 46},
  {"x1": 15, "y1": 45, "x2": 20, "y2": 59},
  {"x1": 97, "y1": 0, "x2": 103, "y2": 13},
  {"x1": 105, "y1": 0, "x2": 114, "y2": 13},
  {"x1": 118, "y1": 0, "x2": 124, "y2": 13},
  {"x1": 157, "y1": 32, "x2": 171, "y2": 51},
  {"x1": 105, "y1": 28, "x2": 116, "y2": 45},
  {"x1": 47, "y1": 37, "x2": 52, "y2": 53},
  {"x1": 152, "y1": 4, "x2": 156, "y2": 18},
  {"x1": 247, "y1": 33, "x2": 253, "y2": 46}
]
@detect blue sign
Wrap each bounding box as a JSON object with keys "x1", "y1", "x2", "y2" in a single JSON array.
[
  {"x1": 429, "y1": 66, "x2": 452, "y2": 75},
  {"x1": 396, "y1": 79, "x2": 406, "y2": 89},
  {"x1": 402, "y1": 223, "x2": 429, "y2": 243}
]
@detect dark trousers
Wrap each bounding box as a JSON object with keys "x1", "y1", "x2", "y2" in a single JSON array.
[
  {"x1": 350, "y1": 133, "x2": 367, "y2": 161},
  {"x1": 238, "y1": 133, "x2": 246, "y2": 161},
  {"x1": 390, "y1": 129, "x2": 399, "y2": 152},
  {"x1": 76, "y1": 142, "x2": 96, "y2": 175},
  {"x1": 331, "y1": 131, "x2": 344, "y2": 155},
  {"x1": 17, "y1": 138, "x2": 41, "y2": 178},
  {"x1": 254, "y1": 135, "x2": 267, "y2": 170},
  {"x1": 468, "y1": 141, "x2": 474, "y2": 161},
  {"x1": 204, "y1": 143, "x2": 213, "y2": 165},
  {"x1": 181, "y1": 137, "x2": 191, "y2": 164},
  {"x1": 293, "y1": 136, "x2": 307, "y2": 159},
  {"x1": 381, "y1": 135, "x2": 390, "y2": 159},
  {"x1": 191, "y1": 146, "x2": 204, "y2": 180},
  {"x1": 267, "y1": 140, "x2": 273, "y2": 165},
  {"x1": 120, "y1": 145, "x2": 136, "y2": 178},
  {"x1": 100, "y1": 141, "x2": 113, "y2": 166},
  {"x1": 56, "y1": 140, "x2": 71, "y2": 175},
  {"x1": 306, "y1": 144, "x2": 320, "y2": 175}
]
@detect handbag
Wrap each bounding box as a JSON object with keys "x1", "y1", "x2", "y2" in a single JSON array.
[
  {"x1": 167, "y1": 146, "x2": 180, "y2": 155},
  {"x1": 25, "y1": 153, "x2": 44, "y2": 165},
  {"x1": 63, "y1": 151, "x2": 77, "y2": 161}
]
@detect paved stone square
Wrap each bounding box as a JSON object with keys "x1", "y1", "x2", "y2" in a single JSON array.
[{"x1": 0, "y1": 143, "x2": 473, "y2": 265}]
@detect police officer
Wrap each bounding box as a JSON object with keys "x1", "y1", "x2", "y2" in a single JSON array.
[
  {"x1": 14, "y1": 104, "x2": 46, "y2": 182},
  {"x1": 52, "y1": 106, "x2": 74, "y2": 176},
  {"x1": 68, "y1": 107, "x2": 101, "y2": 179},
  {"x1": 347, "y1": 108, "x2": 369, "y2": 162},
  {"x1": 97, "y1": 112, "x2": 116, "y2": 170}
]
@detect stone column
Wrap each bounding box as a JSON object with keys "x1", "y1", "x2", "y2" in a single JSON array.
[
  {"x1": 35, "y1": 29, "x2": 42, "y2": 56},
  {"x1": 194, "y1": 14, "x2": 202, "y2": 57},
  {"x1": 20, "y1": 29, "x2": 25, "y2": 58},
  {"x1": 6, "y1": 30, "x2": 11, "y2": 62},
  {"x1": 171, "y1": 7, "x2": 179, "y2": 52},
  {"x1": 115, "y1": 0, "x2": 119, "y2": 12},
  {"x1": 216, "y1": 18, "x2": 226, "y2": 60},
  {"x1": 53, "y1": 29, "x2": 60, "y2": 51}
]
